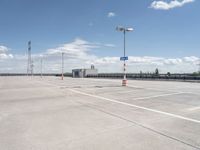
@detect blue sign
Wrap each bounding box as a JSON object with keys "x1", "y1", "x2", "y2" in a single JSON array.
[{"x1": 120, "y1": 57, "x2": 128, "y2": 61}]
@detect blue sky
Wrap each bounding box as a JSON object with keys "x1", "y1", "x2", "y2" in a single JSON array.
[{"x1": 0, "y1": 0, "x2": 200, "y2": 73}]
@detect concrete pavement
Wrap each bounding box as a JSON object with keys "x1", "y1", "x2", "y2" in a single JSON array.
[{"x1": 0, "y1": 76, "x2": 200, "y2": 150}]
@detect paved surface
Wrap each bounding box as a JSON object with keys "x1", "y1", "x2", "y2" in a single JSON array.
[{"x1": 0, "y1": 76, "x2": 200, "y2": 150}]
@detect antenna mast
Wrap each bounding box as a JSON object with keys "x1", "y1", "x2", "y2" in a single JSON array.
[
  {"x1": 27, "y1": 41, "x2": 34, "y2": 76},
  {"x1": 27, "y1": 41, "x2": 31, "y2": 76}
]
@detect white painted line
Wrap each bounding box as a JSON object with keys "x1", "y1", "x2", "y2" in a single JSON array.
[
  {"x1": 70, "y1": 89, "x2": 200, "y2": 124},
  {"x1": 188, "y1": 107, "x2": 200, "y2": 111},
  {"x1": 117, "y1": 90, "x2": 137, "y2": 94},
  {"x1": 114, "y1": 91, "x2": 185, "y2": 101},
  {"x1": 133, "y1": 92, "x2": 185, "y2": 101},
  {"x1": 128, "y1": 85, "x2": 176, "y2": 93}
]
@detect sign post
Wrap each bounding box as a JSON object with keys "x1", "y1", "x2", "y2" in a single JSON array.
[
  {"x1": 116, "y1": 26, "x2": 133, "y2": 86},
  {"x1": 120, "y1": 56, "x2": 128, "y2": 86}
]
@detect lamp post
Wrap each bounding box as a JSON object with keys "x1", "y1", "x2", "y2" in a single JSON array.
[
  {"x1": 198, "y1": 58, "x2": 200, "y2": 74},
  {"x1": 61, "y1": 52, "x2": 64, "y2": 80},
  {"x1": 40, "y1": 57, "x2": 43, "y2": 78},
  {"x1": 116, "y1": 26, "x2": 133, "y2": 86}
]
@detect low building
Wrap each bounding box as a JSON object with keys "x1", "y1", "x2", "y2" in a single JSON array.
[{"x1": 72, "y1": 65, "x2": 98, "y2": 78}]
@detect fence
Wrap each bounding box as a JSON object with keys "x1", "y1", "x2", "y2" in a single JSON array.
[
  {"x1": 1, "y1": 73, "x2": 200, "y2": 81},
  {"x1": 86, "y1": 73, "x2": 200, "y2": 81}
]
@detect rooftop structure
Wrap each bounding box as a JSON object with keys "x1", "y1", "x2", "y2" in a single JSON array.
[{"x1": 72, "y1": 65, "x2": 98, "y2": 78}]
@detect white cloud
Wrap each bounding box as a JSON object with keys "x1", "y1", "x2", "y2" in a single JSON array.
[
  {"x1": 87, "y1": 57, "x2": 119, "y2": 65},
  {"x1": 163, "y1": 58, "x2": 182, "y2": 65},
  {"x1": 91, "y1": 56, "x2": 180, "y2": 66},
  {"x1": 107, "y1": 12, "x2": 116, "y2": 18},
  {"x1": 87, "y1": 56, "x2": 200, "y2": 73},
  {"x1": 150, "y1": 0, "x2": 195, "y2": 10},
  {"x1": 46, "y1": 38, "x2": 98, "y2": 60},
  {"x1": 0, "y1": 45, "x2": 13, "y2": 60},
  {"x1": 0, "y1": 39, "x2": 199, "y2": 74},
  {"x1": 0, "y1": 39, "x2": 117, "y2": 73},
  {"x1": 183, "y1": 56, "x2": 199, "y2": 64},
  {"x1": 103, "y1": 44, "x2": 116, "y2": 48},
  {"x1": 0, "y1": 45, "x2": 8, "y2": 53},
  {"x1": 0, "y1": 54, "x2": 13, "y2": 59}
]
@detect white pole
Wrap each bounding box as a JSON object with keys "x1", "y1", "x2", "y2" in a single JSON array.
[
  {"x1": 116, "y1": 26, "x2": 133, "y2": 86},
  {"x1": 122, "y1": 29, "x2": 127, "y2": 86},
  {"x1": 62, "y1": 52, "x2": 64, "y2": 80},
  {"x1": 198, "y1": 59, "x2": 200, "y2": 73},
  {"x1": 40, "y1": 57, "x2": 43, "y2": 78}
]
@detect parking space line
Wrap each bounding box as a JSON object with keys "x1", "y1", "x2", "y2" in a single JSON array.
[
  {"x1": 128, "y1": 85, "x2": 176, "y2": 93},
  {"x1": 133, "y1": 92, "x2": 185, "y2": 100},
  {"x1": 188, "y1": 107, "x2": 200, "y2": 111},
  {"x1": 116, "y1": 90, "x2": 140, "y2": 94},
  {"x1": 70, "y1": 89, "x2": 200, "y2": 124},
  {"x1": 101, "y1": 90, "x2": 185, "y2": 101}
]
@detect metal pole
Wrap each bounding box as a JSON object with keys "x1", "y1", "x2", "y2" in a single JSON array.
[
  {"x1": 31, "y1": 60, "x2": 34, "y2": 76},
  {"x1": 116, "y1": 26, "x2": 133, "y2": 86},
  {"x1": 62, "y1": 52, "x2": 64, "y2": 80},
  {"x1": 122, "y1": 30, "x2": 127, "y2": 86},
  {"x1": 27, "y1": 41, "x2": 31, "y2": 76},
  {"x1": 40, "y1": 58, "x2": 43, "y2": 78},
  {"x1": 124, "y1": 30, "x2": 126, "y2": 80},
  {"x1": 198, "y1": 59, "x2": 200, "y2": 73}
]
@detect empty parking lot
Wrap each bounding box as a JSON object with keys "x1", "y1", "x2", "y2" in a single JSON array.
[{"x1": 0, "y1": 76, "x2": 200, "y2": 150}]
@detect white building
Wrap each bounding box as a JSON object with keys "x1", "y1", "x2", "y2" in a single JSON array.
[{"x1": 72, "y1": 65, "x2": 98, "y2": 78}]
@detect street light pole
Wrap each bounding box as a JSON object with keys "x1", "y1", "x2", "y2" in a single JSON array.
[
  {"x1": 61, "y1": 52, "x2": 64, "y2": 80},
  {"x1": 198, "y1": 58, "x2": 200, "y2": 74},
  {"x1": 123, "y1": 30, "x2": 126, "y2": 82},
  {"x1": 40, "y1": 57, "x2": 43, "y2": 78},
  {"x1": 116, "y1": 26, "x2": 133, "y2": 86}
]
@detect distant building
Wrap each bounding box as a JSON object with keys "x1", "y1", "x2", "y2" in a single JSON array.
[{"x1": 72, "y1": 65, "x2": 98, "y2": 78}]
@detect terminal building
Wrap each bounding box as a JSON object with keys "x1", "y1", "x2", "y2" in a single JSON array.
[{"x1": 72, "y1": 65, "x2": 98, "y2": 78}]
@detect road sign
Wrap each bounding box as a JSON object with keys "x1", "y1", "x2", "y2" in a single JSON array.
[{"x1": 120, "y1": 57, "x2": 128, "y2": 61}]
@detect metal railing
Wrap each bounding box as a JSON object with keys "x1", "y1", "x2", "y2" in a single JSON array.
[
  {"x1": 86, "y1": 73, "x2": 200, "y2": 81},
  {"x1": 1, "y1": 73, "x2": 200, "y2": 81}
]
